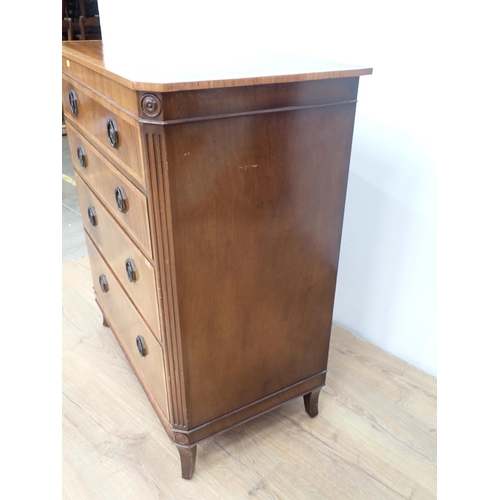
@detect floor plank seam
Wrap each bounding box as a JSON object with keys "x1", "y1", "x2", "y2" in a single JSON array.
[
  {"x1": 330, "y1": 396, "x2": 433, "y2": 462},
  {"x1": 63, "y1": 323, "x2": 176, "y2": 455},
  {"x1": 248, "y1": 470, "x2": 281, "y2": 499},
  {"x1": 63, "y1": 391, "x2": 115, "y2": 437},
  {"x1": 65, "y1": 361, "x2": 176, "y2": 457},
  {"x1": 62, "y1": 310, "x2": 97, "y2": 333},
  {"x1": 63, "y1": 202, "x2": 82, "y2": 216},
  {"x1": 212, "y1": 438, "x2": 263, "y2": 478},
  {"x1": 274, "y1": 410, "x2": 409, "y2": 499}
]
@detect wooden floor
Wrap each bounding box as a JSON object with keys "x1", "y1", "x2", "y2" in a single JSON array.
[{"x1": 62, "y1": 256, "x2": 437, "y2": 500}]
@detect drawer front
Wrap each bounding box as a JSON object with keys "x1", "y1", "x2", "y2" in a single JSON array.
[
  {"x1": 67, "y1": 121, "x2": 153, "y2": 259},
  {"x1": 62, "y1": 78, "x2": 145, "y2": 187},
  {"x1": 62, "y1": 57, "x2": 140, "y2": 116},
  {"x1": 86, "y1": 233, "x2": 168, "y2": 416},
  {"x1": 75, "y1": 173, "x2": 162, "y2": 342}
]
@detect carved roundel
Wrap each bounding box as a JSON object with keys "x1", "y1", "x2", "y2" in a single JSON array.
[
  {"x1": 174, "y1": 432, "x2": 189, "y2": 444},
  {"x1": 140, "y1": 93, "x2": 162, "y2": 118}
]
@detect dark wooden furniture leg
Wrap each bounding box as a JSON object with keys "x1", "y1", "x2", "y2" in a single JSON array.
[
  {"x1": 177, "y1": 446, "x2": 197, "y2": 479},
  {"x1": 303, "y1": 388, "x2": 321, "y2": 418}
]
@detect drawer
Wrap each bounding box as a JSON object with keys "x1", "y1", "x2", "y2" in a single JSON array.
[
  {"x1": 67, "y1": 121, "x2": 153, "y2": 260},
  {"x1": 86, "y1": 233, "x2": 168, "y2": 417},
  {"x1": 62, "y1": 78, "x2": 146, "y2": 187},
  {"x1": 75, "y1": 173, "x2": 162, "y2": 342}
]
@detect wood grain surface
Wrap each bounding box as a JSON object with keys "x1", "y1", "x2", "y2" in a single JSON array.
[
  {"x1": 62, "y1": 56, "x2": 140, "y2": 115},
  {"x1": 164, "y1": 103, "x2": 356, "y2": 428},
  {"x1": 62, "y1": 256, "x2": 436, "y2": 500},
  {"x1": 62, "y1": 41, "x2": 372, "y2": 92},
  {"x1": 85, "y1": 236, "x2": 168, "y2": 416},
  {"x1": 66, "y1": 122, "x2": 153, "y2": 258},
  {"x1": 62, "y1": 78, "x2": 146, "y2": 187},
  {"x1": 75, "y1": 174, "x2": 161, "y2": 342}
]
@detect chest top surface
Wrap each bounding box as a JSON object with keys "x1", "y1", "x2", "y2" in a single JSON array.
[{"x1": 62, "y1": 41, "x2": 372, "y2": 93}]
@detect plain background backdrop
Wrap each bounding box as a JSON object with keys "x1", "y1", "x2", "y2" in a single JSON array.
[{"x1": 97, "y1": 0, "x2": 438, "y2": 375}]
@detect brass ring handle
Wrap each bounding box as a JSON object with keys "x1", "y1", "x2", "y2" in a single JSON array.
[
  {"x1": 87, "y1": 206, "x2": 97, "y2": 226},
  {"x1": 98, "y1": 274, "x2": 108, "y2": 293},
  {"x1": 125, "y1": 258, "x2": 137, "y2": 282},
  {"x1": 68, "y1": 90, "x2": 78, "y2": 115},
  {"x1": 107, "y1": 119, "x2": 119, "y2": 148},
  {"x1": 136, "y1": 336, "x2": 147, "y2": 356},
  {"x1": 115, "y1": 186, "x2": 127, "y2": 213},
  {"x1": 77, "y1": 145, "x2": 86, "y2": 168}
]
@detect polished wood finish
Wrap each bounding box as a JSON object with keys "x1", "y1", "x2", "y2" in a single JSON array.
[
  {"x1": 177, "y1": 446, "x2": 197, "y2": 480},
  {"x1": 175, "y1": 374, "x2": 325, "y2": 446},
  {"x1": 62, "y1": 58, "x2": 141, "y2": 116},
  {"x1": 66, "y1": 121, "x2": 152, "y2": 258},
  {"x1": 303, "y1": 388, "x2": 321, "y2": 418},
  {"x1": 75, "y1": 176, "x2": 161, "y2": 341},
  {"x1": 63, "y1": 41, "x2": 372, "y2": 478},
  {"x1": 157, "y1": 77, "x2": 359, "y2": 122},
  {"x1": 62, "y1": 78, "x2": 146, "y2": 187},
  {"x1": 86, "y1": 236, "x2": 168, "y2": 416},
  {"x1": 160, "y1": 103, "x2": 355, "y2": 429},
  {"x1": 63, "y1": 256, "x2": 437, "y2": 499},
  {"x1": 62, "y1": 41, "x2": 372, "y2": 92}
]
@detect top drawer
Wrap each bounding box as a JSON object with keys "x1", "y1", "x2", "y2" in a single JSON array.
[{"x1": 62, "y1": 78, "x2": 146, "y2": 188}]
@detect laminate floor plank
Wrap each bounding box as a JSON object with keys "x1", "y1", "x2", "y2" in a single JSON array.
[
  {"x1": 276, "y1": 396, "x2": 436, "y2": 499},
  {"x1": 62, "y1": 135, "x2": 74, "y2": 178},
  {"x1": 215, "y1": 411, "x2": 404, "y2": 500},
  {"x1": 330, "y1": 325, "x2": 437, "y2": 424},
  {"x1": 62, "y1": 135, "x2": 88, "y2": 263},
  {"x1": 324, "y1": 366, "x2": 436, "y2": 463},
  {"x1": 62, "y1": 456, "x2": 101, "y2": 500},
  {"x1": 62, "y1": 256, "x2": 437, "y2": 499}
]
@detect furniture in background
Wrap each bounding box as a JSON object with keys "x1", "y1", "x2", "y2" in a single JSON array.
[
  {"x1": 62, "y1": 0, "x2": 78, "y2": 40},
  {"x1": 62, "y1": 0, "x2": 101, "y2": 41},
  {"x1": 62, "y1": 1, "x2": 101, "y2": 135},
  {"x1": 78, "y1": 0, "x2": 101, "y2": 40},
  {"x1": 62, "y1": 40, "x2": 371, "y2": 479}
]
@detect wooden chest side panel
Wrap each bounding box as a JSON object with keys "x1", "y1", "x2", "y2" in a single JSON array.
[
  {"x1": 166, "y1": 102, "x2": 357, "y2": 428},
  {"x1": 161, "y1": 77, "x2": 359, "y2": 121}
]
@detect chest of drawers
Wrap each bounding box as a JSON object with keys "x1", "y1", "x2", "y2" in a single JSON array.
[{"x1": 62, "y1": 41, "x2": 371, "y2": 479}]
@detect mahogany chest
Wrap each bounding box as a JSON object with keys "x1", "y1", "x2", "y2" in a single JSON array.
[{"x1": 62, "y1": 41, "x2": 371, "y2": 478}]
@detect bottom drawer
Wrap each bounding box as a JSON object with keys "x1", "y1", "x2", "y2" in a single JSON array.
[{"x1": 85, "y1": 233, "x2": 168, "y2": 417}]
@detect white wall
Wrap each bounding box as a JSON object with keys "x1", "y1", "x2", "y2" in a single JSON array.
[{"x1": 98, "y1": 0, "x2": 437, "y2": 375}]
